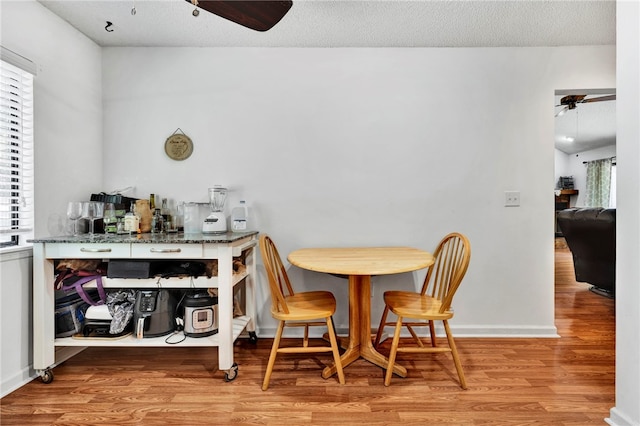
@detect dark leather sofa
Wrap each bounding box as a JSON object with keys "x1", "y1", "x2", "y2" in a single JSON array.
[{"x1": 557, "y1": 207, "x2": 616, "y2": 297}]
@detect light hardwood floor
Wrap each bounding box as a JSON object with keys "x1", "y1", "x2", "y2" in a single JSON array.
[{"x1": 0, "y1": 246, "x2": 615, "y2": 425}]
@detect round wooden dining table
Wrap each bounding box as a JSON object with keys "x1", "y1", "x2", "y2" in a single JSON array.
[{"x1": 287, "y1": 246, "x2": 434, "y2": 379}]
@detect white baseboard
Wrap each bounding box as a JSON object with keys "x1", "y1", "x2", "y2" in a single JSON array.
[
  {"x1": 444, "y1": 324, "x2": 560, "y2": 338},
  {"x1": 1, "y1": 367, "x2": 37, "y2": 399},
  {"x1": 256, "y1": 324, "x2": 560, "y2": 339},
  {"x1": 605, "y1": 407, "x2": 638, "y2": 426}
]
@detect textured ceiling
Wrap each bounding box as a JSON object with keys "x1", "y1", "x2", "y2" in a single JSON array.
[
  {"x1": 36, "y1": 0, "x2": 617, "y2": 154},
  {"x1": 37, "y1": 0, "x2": 616, "y2": 48}
]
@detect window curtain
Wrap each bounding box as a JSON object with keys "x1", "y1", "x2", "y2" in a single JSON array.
[{"x1": 585, "y1": 158, "x2": 613, "y2": 207}]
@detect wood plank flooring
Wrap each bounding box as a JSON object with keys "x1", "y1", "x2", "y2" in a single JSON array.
[{"x1": 1, "y1": 246, "x2": 615, "y2": 425}]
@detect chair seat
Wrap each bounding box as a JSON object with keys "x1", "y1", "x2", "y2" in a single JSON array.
[
  {"x1": 384, "y1": 290, "x2": 453, "y2": 320},
  {"x1": 260, "y1": 234, "x2": 345, "y2": 390},
  {"x1": 376, "y1": 233, "x2": 470, "y2": 388},
  {"x1": 272, "y1": 291, "x2": 337, "y2": 321}
]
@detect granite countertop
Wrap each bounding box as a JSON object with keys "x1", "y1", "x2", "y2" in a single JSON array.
[{"x1": 28, "y1": 231, "x2": 259, "y2": 244}]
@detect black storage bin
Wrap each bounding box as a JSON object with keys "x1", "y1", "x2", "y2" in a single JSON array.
[
  {"x1": 90, "y1": 192, "x2": 138, "y2": 211},
  {"x1": 55, "y1": 290, "x2": 97, "y2": 337},
  {"x1": 107, "y1": 260, "x2": 152, "y2": 279}
]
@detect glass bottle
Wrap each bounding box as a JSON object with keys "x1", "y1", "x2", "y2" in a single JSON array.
[
  {"x1": 123, "y1": 204, "x2": 139, "y2": 235},
  {"x1": 175, "y1": 201, "x2": 184, "y2": 232},
  {"x1": 161, "y1": 198, "x2": 173, "y2": 231},
  {"x1": 152, "y1": 208, "x2": 164, "y2": 234}
]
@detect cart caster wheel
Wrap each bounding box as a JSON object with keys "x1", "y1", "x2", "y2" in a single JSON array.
[
  {"x1": 224, "y1": 363, "x2": 238, "y2": 382},
  {"x1": 41, "y1": 369, "x2": 54, "y2": 384},
  {"x1": 248, "y1": 331, "x2": 258, "y2": 345}
]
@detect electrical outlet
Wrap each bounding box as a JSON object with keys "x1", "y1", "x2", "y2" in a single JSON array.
[{"x1": 505, "y1": 191, "x2": 520, "y2": 207}]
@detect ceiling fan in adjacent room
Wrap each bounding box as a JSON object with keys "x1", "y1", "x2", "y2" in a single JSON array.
[
  {"x1": 555, "y1": 94, "x2": 616, "y2": 117},
  {"x1": 187, "y1": 0, "x2": 293, "y2": 32}
]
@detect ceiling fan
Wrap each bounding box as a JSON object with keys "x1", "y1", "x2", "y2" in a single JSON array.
[
  {"x1": 555, "y1": 94, "x2": 616, "y2": 117},
  {"x1": 187, "y1": 0, "x2": 293, "y2": 32}
]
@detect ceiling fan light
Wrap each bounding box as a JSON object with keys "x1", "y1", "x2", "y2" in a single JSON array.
[
  {"x1": 555, "y1": 106, "x2": 569, "y2": 117},
  {"x1": 556, "y1": 135, "x2": 574, "y2": 143}
]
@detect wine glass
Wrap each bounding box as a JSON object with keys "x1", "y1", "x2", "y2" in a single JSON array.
[
  {"x1": 103, "y1": 203, "x2": 117, "y2": 234},
  {"x1": 81, "y1": 202, "x2": 95, "y2": 235},
  {"x1": 92, "y1": 202, "x2": 105, "y2": 234},
  {"x1": 83, "y1": 201, "x2": 104, "y2": 235},
  {"x1": 66, "y1": 202, "x2": 83, "y2": 236}
]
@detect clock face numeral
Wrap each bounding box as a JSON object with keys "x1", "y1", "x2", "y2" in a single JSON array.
[{"x1": 165, "y1": 134, "x2": 193, "y2": 161}]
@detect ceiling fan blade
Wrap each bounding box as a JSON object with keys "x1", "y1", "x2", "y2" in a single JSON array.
[
  {"x1": 189, "y1": 1, "x2": 293, "y2": 32},
  {"x1": 579, "y1": 94, "x2": 616, "y2": 104},
  {"x1": 559, "y1": 95, "x2": 586, "y2": 106}
]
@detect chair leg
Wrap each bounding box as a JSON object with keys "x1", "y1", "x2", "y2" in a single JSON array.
[
  {"x1": 326, "y1": 316, "x2": 345, "y2": 385},
  {"x1": 384, "y1": 315, "x2": 403, "y2": 386},
  {"x1": 406, "y1": 324, "x2": 424, "y2": 347},
  {"x1": 262, "y1": 320, "x2": 285, "y2": 391},
  {"x1": 443, "y1": 320, "x2": 467, "y2": 389},
  {"x1": 374, "y1": 305, "x2": 390, "y2": 348},
  {"x1": 428, "y1": 320, "x2": 437, "y2": 347}
]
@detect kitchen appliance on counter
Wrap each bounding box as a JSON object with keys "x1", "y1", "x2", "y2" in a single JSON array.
[
  {"x1": 183, "y1": 292, "x2": 218, "y2": 337},
  {"x1": 202, "y1": 186, "x2": 227, "y2": 234},
  {"x1": 183, "y1": 202, "x2": 209, "y2": 233},
  {"x1": 82, "y1": 304, "x2": 131, "y2": 338},
  {"x1": 134, "y1": 290, "x2": 177, "y2": 338}
]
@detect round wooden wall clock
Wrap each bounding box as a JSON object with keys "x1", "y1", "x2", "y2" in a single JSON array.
[{"x1": 164, "y1": 130, "x2": 193, "y2": 161}]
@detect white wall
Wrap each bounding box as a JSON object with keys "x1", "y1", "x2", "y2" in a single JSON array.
[
  {"x1": 554, "y1": 148, "x2": 571, "y2": 184},
  {"x1": 0, "y1": 0, "x2": 102, "y2": 397},
  {"x1": 556, "y1": 144, "x2": 616, "y2": 207},
  {"x1": 102, "y1": 46, "x2": 615, "y2": 338},
  {"x1": 607, "y1": 1, "x2": 640, "y2": 425},
  {"x1": 0, "y1": 250, "x2": 32, "y2": 397},
  {"x1": 0, "y1": 0, "x2": 103, "y2": 237}
]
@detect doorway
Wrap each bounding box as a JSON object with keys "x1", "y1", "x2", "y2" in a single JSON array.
[
  {"x1": 553, "y1": 88, "x2": 616, "y2": 292},
  {"x1": 554, "y1": 88, "x2": 616, "y2": 233}
]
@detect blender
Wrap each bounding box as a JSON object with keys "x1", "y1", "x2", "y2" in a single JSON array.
[{"x1": 202, "y1": 186, "x2": 227, "y2": 233}]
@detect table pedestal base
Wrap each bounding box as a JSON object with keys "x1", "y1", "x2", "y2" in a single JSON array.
[{"x1": 322, "y1": 275, "x2": 407, "y2": 379}]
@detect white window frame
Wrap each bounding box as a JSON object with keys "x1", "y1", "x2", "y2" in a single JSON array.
[
  {"x1": 0, "y1": 47, "x2": 36, "y2": 249},
  {"x1": 609, "y1": 163, "x2": 617, "y2": 208}
]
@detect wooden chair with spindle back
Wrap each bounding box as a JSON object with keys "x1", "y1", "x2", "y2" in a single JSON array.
[
  {"x1": 259, "y1": 234, "x2": 345, "y2": 391},
  {"x1": 374, "y1": 232, "x2": 471, "y2": 388}
]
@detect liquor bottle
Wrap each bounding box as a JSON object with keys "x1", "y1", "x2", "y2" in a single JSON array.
[
  {"x1": 149, "y1": 193, "x2": 156, "y2": 211},
  {"x1": 161, "y1": 198, "x2": 173, "y2": 231},
  {"x1": 152, "y1": 208, "x2": 164, "y2": 233},
  {"x1": 175, "y1": 201, "x2": 184, "y2": 232},
  {"x1": 123, "y1": 204, "x2": 139, "y2": 235}
]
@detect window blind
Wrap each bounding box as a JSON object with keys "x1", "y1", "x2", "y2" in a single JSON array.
[{"x1": 0, "y1": 58, "x2": 34, "y2": 247}]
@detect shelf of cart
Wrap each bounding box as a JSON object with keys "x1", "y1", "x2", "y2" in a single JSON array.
[{"x1": 54, "y1": 315, "x2": 251, "y2": 347}]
